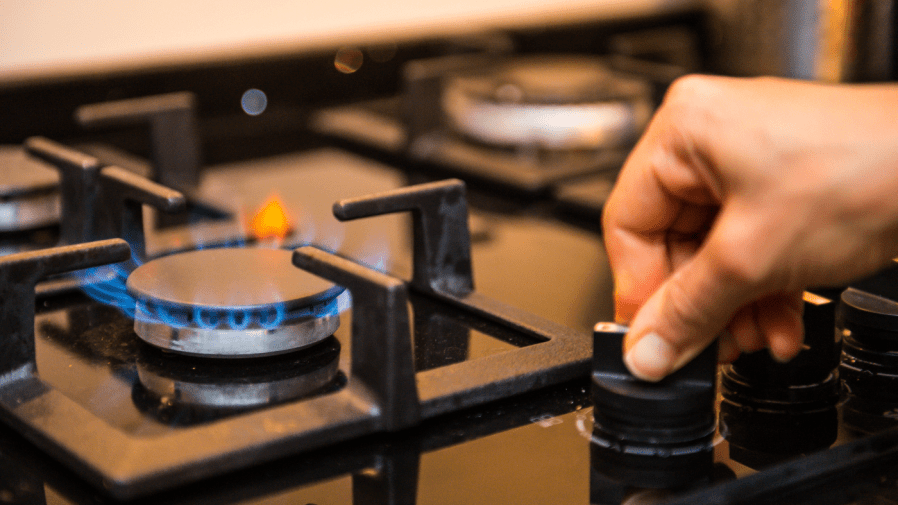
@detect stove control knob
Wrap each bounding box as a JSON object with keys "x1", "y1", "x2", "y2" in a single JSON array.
[
  {"x1": 720, "y1": 292, "x2": 839, "y2": 461},
  {"x1": 727, "y1": 292, "x2": 839, "y2": 388},
  {"x1": 840, "y1": 287, "x2": 898, "y2": 426},
  {"x1": 591, "y1": 323, "x2": 716, "y2": 487}
]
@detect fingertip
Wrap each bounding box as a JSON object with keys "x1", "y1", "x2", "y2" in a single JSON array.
[
  {"x1": 614, "y1": 297, "x2": 640, "y2": 325},
  {"x1": 613, "y1": 270, "x2": 646, "y2": 324},
  {"x1": 758, "y1": 293, "x2": 805, "y2": 363},
  {"x1": 768, "y1": 334, "x2": 803, "y2": 363},
  {"x1": 623, "y1": 332, "x2": 678, "y2": 382}
]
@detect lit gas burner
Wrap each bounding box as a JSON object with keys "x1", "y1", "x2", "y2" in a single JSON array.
[
  {"x1": 0, "y1": 146, "x2": 59, "y2": 232},
  {"x1": 126, "y1": 248, "x2": 344, "y2": 358},
  {"x1": 441, "y1": 56, "x2": 652, "y2": 150}
]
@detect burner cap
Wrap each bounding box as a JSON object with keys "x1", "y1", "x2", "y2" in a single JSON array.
[
  {"x1": 441, "y1": 56, "x2": 652, "y2": 150},
  {"x1": 127, "y1": 248, "x2": 344, "y2": 358},
  {"x1": 0, "y1": 146, "x2": 60, "y2": 232}
]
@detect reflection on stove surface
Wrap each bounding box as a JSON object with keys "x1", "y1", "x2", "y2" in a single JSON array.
[{"x1": 132, "y1": 338, "x2": 344, "y2": 426}]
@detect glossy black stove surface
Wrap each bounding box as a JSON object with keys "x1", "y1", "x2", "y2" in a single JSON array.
[{"x1": 7, "y1": 155, "x2": 898, "y2": 503}]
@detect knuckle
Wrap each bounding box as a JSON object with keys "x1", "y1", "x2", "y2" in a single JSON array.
[
  {"x1": 715, "y1": 252, "x2": 767, "y2": 287},
  {"x1": 707, "y1": 227, "x2": 773, "y2": 288},
  {"x1": 656, "y1": 74, "x2": 725, "y2": 144},
  {"x1": 663, "y1": 75, "x2": 717, "y2": 111}
]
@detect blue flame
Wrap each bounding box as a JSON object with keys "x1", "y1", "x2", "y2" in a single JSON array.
[
  {"x1": 227, "y1": 310, "x2": 251, "y2": 331},
  {"x1": 77, "y1": 246, "x2": 343, "y2": 331},
  {"x1": 194, "y1": 307, "x2": 220, "y2": 330},
  {"x1": 77, "y1": 237, "x2": 384, "y2": 327},
  {"x1": 77, "y1": 194, "x2": 394, "y2": 327},
  {"x1": 257, "y1": 304, "x2": 286, "y2": 330},
  {"x1": 79, "y1": 256, "x2": 141, "y2": 319}
]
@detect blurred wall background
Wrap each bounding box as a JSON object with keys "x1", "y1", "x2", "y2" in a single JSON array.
[{"x1": 0, "y1": 0, "x2": 697, "y2": 84}]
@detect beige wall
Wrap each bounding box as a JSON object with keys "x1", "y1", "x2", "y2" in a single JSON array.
[{"x1": 0, "y1": 0, "x2": 696, "y2": 85}]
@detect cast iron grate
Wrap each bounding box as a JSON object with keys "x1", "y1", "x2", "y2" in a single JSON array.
[{"x1": 0, "y1": 179, "x2": 590, "y2": 499}]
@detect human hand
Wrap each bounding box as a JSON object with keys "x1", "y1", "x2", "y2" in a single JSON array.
[{"x1": 603, "y1": 75, "x2": 898, "y2": 381}]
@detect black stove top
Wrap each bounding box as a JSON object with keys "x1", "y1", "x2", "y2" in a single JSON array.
[{"x1": 4, "y1": 9, "x2": 898, "y2": 505}]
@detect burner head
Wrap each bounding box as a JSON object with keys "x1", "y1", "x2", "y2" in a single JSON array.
[
  {"x1": 441, "y1": 56, "x2": 652, "y2": 150},
  {"x1": 0, "y1": 145, "x2": 59, "y2": 232},
  {"x1": 126, "y1": 248, "x2": 344, "y2": 358}
]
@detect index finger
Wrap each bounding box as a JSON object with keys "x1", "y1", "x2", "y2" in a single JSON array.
[{"x1": 602, "y1": 116, "x2": 719, "y2": 322}]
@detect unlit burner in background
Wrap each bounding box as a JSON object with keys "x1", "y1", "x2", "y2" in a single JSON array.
[
  {"x1": 441, "y1": 56, "x2": 652, "y2": 150},
  {"x1": 313, "y1": 53, "x2": 653, "y2": 194},
  {"x1": 126, "y1": 247, "x2": 344, "y2": 358}
]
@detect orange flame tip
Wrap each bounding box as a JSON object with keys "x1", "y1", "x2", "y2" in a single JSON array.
[{"x1": 251, "y1": 196, "x2": 292, "y2": 240}]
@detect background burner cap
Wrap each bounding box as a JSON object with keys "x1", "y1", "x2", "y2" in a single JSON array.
[{"x1": 441, "y1": 55, "x2": 653, "y2": 150}]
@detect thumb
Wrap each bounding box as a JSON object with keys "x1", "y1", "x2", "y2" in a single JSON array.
[{"x1": 622, "y1": 236, "x2": 760, "y2": 381}]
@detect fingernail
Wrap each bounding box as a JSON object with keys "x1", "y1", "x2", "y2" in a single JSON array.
[{"x1": 623, "y1": 332, "x2": 678, "y2": 382}]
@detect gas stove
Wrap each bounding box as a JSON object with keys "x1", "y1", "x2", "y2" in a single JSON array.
[{"x1": 3, "y1": 8, "x2": 898, "y2": 505}]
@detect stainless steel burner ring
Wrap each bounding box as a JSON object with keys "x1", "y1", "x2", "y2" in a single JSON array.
[
  {"x1": 127, "y1": 248, "x2": 344, "y2": 358},
  {"x1": 441, "y1": 56, "x2": 652, "y2": 150},
  {"x1": 133, "y1": 307, "x2": 340, "y2": 357}
]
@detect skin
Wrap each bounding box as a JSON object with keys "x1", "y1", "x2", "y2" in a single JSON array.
[{"x1": 602, "y1": 74, "x2": 898, "y2": 382}]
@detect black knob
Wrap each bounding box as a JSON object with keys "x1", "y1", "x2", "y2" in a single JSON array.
[
  {"x1": 840, "y1": 287, "x2": 898, "y2": 429},
  {"x1": 727, "y1": 291, "x2": 839, "y2": 388},
  {"x1": 721, "y1": 291, "x2": 840, "y2": 409},
  {"x1": 591, "y1": 323, "x2": 716, "y2": 487},
  {"x1": 720, "y1": 292, "x2": 839, "y2": 460}
]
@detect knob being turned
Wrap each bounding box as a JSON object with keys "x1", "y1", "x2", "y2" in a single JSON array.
[{"x1": 591, "y1": 323, "x2": 717, "y2": 488}]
